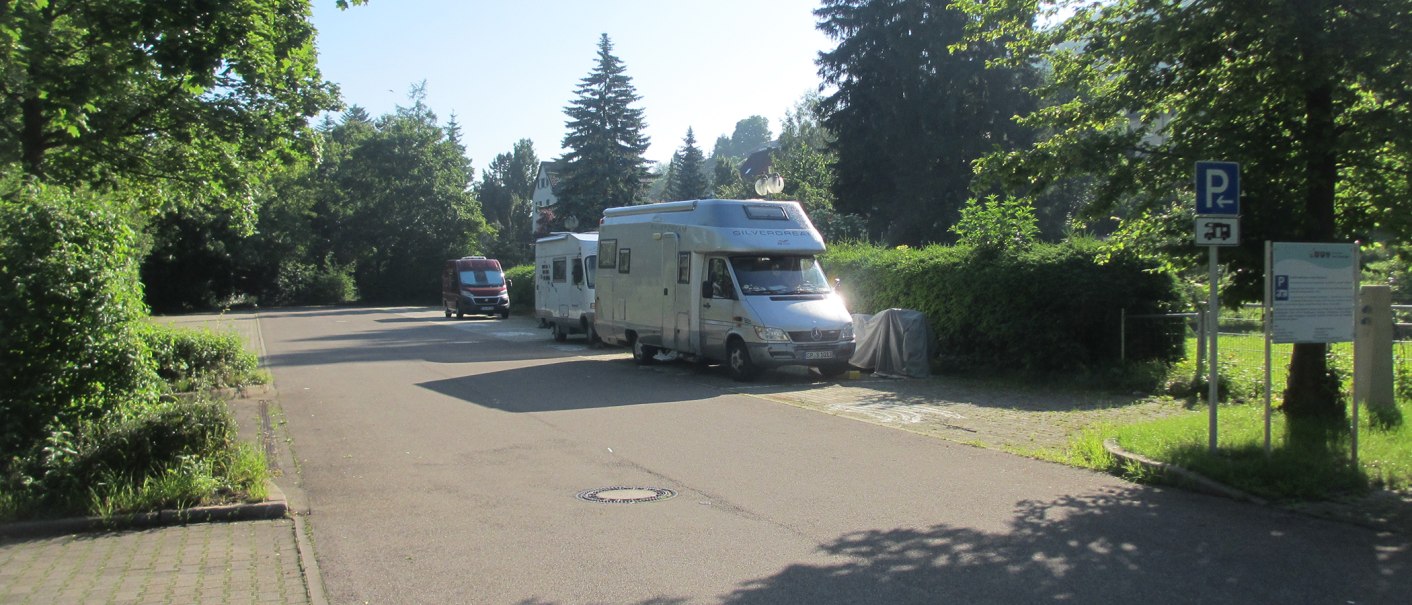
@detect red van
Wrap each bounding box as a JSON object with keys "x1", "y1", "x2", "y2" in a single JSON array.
[{"x1": 442, "y1": 256, "x2": 510, "y2": 319}]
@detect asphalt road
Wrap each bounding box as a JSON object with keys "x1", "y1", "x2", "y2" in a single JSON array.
[{"x1": 262, "y1": 306, "x2": 1410, "y2": 604}]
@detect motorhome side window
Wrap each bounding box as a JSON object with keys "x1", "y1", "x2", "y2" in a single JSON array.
[
  {"x1": 677, "y1": 252, "x2": 690, "y2": 284},
  {"x1": 584, "y1": 256, "x2": 597, "y2": 288},
  {"x1": 571, "y1": 257, "x2": 584, "y2": 285},
  {"x1": 618, "y1": 248, "x2": 631, "y2": 274},
  {"x1": 551, "y1": 258, "x2": 566, "y2": 283},
  {"x1": 598, "y1": 240, "x2": 617, "y2": 269}
]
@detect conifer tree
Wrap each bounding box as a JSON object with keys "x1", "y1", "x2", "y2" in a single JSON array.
[
  {"x1": 555, "y1": 34, "x2": 651, "y2": 229},
  {"x1": 666, "y1": 128, "x2": 710, "y2": 201}
]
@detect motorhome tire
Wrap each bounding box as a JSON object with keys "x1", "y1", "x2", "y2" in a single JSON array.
[
  {"x1": 727, "y1": 340, "x2": 759, "y2": 381},
  {"x1": 552, "y1": 323, "x2": 567, "y2": 342},
  {"x1": 631, "y1": 335, "x2": 658, "y2": 365},
  {"x1": 444, "y1": 307, "x2": 452, "y2": 318},
  {"x1": 456, "y1": 309, "x2": 464, "y2": 319},
  {"x1": 500, "y1": 310, "x2": 510, "y2": 319}
]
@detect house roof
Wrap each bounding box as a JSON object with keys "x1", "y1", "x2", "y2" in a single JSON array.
[{"x1": 738, "y1": 146, "x2": 775, "y2": 180}]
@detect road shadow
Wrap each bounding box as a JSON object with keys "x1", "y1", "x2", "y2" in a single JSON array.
[
  {"x1": 417, "y1": 358, "x2": 718, "y2": 412},
  {"x1": 261, "y1": 313, "x2": 610, "y2": 369},
  {"x1": 717, "y1": 487, "x2": 1411, "y2": 604}
]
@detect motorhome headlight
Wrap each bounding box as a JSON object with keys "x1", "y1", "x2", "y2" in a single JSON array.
[
  {"x1": 754, "y1": 325, "x2": 790, "y2": 343},
  {"x1": 841, "y1": 323, "x2": 854, "y2": 341}
]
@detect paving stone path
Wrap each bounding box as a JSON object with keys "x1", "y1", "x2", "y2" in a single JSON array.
[{"x1": 0, "y1": 519, "x2": 308, "y2": 605}]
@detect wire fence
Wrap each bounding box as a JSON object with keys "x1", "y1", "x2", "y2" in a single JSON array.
[{"x1": 1123, "y1": 305, "x2": 1412, "y2": 402}]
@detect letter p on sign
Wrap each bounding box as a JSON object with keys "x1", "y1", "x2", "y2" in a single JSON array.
[{"x1": 1196, "y1": 161, "x2": 1240, "y2": 216}]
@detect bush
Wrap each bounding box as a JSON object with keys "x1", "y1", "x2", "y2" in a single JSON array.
[
  {"x1": 272, "y1": 258, "x2": 357, "y2": 306},
  {"x1": 506, "y1": 264, "x2": 535, "y2": 314},
  {"x1": 823, "y1": 238, "x2": 1184, "y2": 374},
  {"x1": 0, "y1": 179, "x2": 161, "y2": 467},
  {"x1": 141, "y1": 323, "x2": 265, "y2": 391},
  {"x1": 2, "y1": 395, "x2": 268, "y2": 519}
]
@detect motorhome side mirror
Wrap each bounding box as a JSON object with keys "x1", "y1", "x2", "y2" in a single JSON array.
[
  {"x1": 506, "y1": 278, "x2": 513, "y2": 288},
  {"x1": 833, "y1": 278, "x2": 842, "y2": 289}
]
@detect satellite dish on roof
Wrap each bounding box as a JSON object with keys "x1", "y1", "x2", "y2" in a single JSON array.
[{"x1": 564, "y1": 215, "x2": 580, "y2": 230}]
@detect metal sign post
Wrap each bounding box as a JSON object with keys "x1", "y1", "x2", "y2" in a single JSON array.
[{"x1": 1195, "y1": 161, "x2": 1241, "y2": 454}]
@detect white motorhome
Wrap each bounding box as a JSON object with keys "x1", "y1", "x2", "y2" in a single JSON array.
[
  {"x1": 534, "y1": 232, "x2": 599, "y2": 342},
  {"x1": 594, "y1": 199, "x2": 855, "y2": 381}
]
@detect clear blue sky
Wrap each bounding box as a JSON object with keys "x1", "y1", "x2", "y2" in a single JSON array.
[{"x1": 311, "y1": 0, "x2": 835, "y2": 173}]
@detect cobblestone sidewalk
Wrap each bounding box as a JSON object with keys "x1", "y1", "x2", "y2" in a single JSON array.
[{"x1": 0, "y1": 519, "x2": 308, "y2": 605}]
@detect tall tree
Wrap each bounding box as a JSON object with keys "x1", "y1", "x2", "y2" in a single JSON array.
[
  {"x1": 479, "y1": 139, "x2": 539, "y2": 265},
  {"x1": 319, "y1": 85, "x2": 488, "y2": 303},
  {"x1": 555, "y1": 34, "x2": 651, "y2": 229},
  {"x1": 815, "y1": 0, "x2": 1038, "y2": 245},
  {"x1": 773, "y1": 93, "x2": 868, "y2": 242},
  {"x1": 0, "y1": 0, "x2": 343, "y2": 223},
  {"x1": 710, "y1": 116, "x2": 774, "y2": 161},
  {"x1": 666, "y1": 128, "x2": 710, "y2": 201},
  {"x1": 958, "y1": 0, "x2": 1412, "y2": 432}
]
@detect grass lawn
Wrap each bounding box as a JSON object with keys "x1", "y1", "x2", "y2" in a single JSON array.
[{"x1": 1058, "y1": 330, "x2": 1412, "y2": 502}]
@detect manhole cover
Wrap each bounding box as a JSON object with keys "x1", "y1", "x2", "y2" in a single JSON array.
[{"x1": 576, "y1": 487, "x2": 677, "y2": 504}]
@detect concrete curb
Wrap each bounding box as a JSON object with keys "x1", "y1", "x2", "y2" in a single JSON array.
[
  {"x1": 1103, "y1": 438, "x2": 1269, "y2": 506},
  {"x1": 0, "y1": 480, "x2": 288, "y2": 541}
]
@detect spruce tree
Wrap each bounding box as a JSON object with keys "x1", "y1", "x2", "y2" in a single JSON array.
[
  {"x1": 816, "y1": 0, "x2": 1037, "y2": 245},
  {"x1": 556, "y1": 34, "x2": 651, "y2": 229},
  {"x1": 666, "y1": 128, "x2": 710, "y2": 201}
]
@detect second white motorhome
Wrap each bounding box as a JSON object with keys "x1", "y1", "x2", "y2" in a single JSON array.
[
  {"x1": 534, "y1": 232, "x2": 598, "y2": 342},
  {"x1": 593, "y1": 199, "x2": 855, "y2": 381}
]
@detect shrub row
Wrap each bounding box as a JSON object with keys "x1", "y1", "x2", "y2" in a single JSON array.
[
  {"x1": 142, "y1": 323, "x2": 264, "y2": 391},
  {"x1": 506, "y1": 264, "x2": 536, "y2": 314},
  {"x1": 2, "y1": 180, "x2": 268, "y2": 519},
  {"x1": 822, "y1": 239, "x2": 1185, "y2": 373}
]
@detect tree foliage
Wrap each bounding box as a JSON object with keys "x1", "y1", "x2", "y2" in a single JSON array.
[
  {"x1": 555, "y1": 34, "x2": 651, "y2": 228},
  {"x1": 0, "y1": 177, "x2": 160, "y2": 465},
  {"x1": 710, "y1": 116, "x2": 773, "y2": 161},
  {"x1": 958, "y1": 0, "x2": 1412, "y2": 426},
  {"x1": 314, "y1": 88, "x2": 488, "y2": 303},
  {"x1": 665, "y1": 128, "x2": 710, "y2": 201},
  {"x1": 479, "y1": 139, "x2": 539, "y2": 266},
  {"x1": 815, "y1": 0, "x2": 1039, "y2": 246},
  {"x1": 0, "y1": 0, "x2": 341, "y2": 223}
]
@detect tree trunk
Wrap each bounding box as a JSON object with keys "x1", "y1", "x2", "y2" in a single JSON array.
[{"x1": 1281, "y1": 8, "x2": 1343, "y2": 440}]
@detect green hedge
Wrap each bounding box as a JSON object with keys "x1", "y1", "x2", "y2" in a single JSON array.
[
  {"x1": 506, "y1": 264, "x2": 535, "y2": 314},
  {"x1": 142, "y1": 324, "x2": 265, "y2": 391},
  {"x1": 822, "y1": 239, "x2": 1184, "y2": 373}
]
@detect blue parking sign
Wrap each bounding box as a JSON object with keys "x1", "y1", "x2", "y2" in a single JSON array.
[{"x1": 1196, "y1": 161, "x2": 1240, "y2": 216}]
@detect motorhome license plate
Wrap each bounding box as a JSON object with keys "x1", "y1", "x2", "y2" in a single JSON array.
[
  {"x1": 478, "y1": 306, "x2": 496, "y2": 312},
  {"x1": 804, "y1": 351, "x2": 834, "y2": 360}
]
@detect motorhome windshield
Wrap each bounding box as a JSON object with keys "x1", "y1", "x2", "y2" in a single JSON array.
[
  {"x1": 730, "y1": 255, "x2": 830, "y2": 296},
  {"x1": 460, "y1": 269, "x2": 505, "y2": 287}
]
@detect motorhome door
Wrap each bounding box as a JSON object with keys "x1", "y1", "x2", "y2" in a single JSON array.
[{"x1": 661, "y1": 234, "x2": 691, "y2": 351}]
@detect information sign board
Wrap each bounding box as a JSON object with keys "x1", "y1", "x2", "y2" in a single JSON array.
[{"x1": 1270, "y1": 242, "x2": 1357, "y2": 344}]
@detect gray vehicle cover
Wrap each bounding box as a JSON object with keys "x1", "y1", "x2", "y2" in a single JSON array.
[{"x1": 848, "y1": 308, "x2": 933, "y2": 378}]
